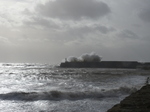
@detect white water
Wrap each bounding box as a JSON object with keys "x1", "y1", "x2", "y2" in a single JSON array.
[{"x1": 0, "y1": 63, "x2": 149, "y2": 112}]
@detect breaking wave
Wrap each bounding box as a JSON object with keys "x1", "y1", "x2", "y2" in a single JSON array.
[
  {"x1": 0, "y1": 86, "x2": 137, "y2": 101},
  {"x1": 62, "y1": 52, "x2": 102, "y2": 62}
]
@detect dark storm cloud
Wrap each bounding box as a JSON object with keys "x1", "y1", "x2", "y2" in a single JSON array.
[
  {"x1": 118, "y1": 30, "x2": 139, "y2": 39},
  {"x1": 36, "y1": 0, "x2": 111, "y2": 20}
]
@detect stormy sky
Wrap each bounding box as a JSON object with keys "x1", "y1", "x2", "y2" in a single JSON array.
[{"x1": 0, "y1": 0, "x2": 150, "y2": 64}]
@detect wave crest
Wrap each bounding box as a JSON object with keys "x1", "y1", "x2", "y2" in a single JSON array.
[{"x1": 0, "y1": 86, "x2": 137, "y2": 101}]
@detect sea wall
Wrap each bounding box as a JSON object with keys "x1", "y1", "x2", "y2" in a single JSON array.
[{"x1": 60, "y1": 61, "x2": 139, "y2": 68}]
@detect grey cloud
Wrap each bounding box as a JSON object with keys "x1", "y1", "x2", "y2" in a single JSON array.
[
  {"x1": 36, "y1": 0, "x2": 111, "y2": 20},
  {"x1": 95, "y1": 25, "x2": 116, "y2": 34},
  {"x1": 137, "y1": 0, "x2": 150, "y2": 22},
  {"x1": 118, "y1": 30, "x2": 139, "y2": 39},
  {"x1": 0, "y1": 36, "x2": 10, "y2": 45},
  {"x1": 0, "y1": 36, "x2": 8, "y2": 42},
  {"x1": 68, "y1": 25, "x2": 115, "y2": 37},
  {"x1": 139, "y1": 8, "x2": 150, "y2": 22},
  {"x1": 24, "y1": 16, "x2": 60, "y2": 29},
  {"x1": 54, "y1": 25, "x2": 116, "y2": 44},
  {"x1": 132, "y1": 24, "x2": 142, "y2": 28}
]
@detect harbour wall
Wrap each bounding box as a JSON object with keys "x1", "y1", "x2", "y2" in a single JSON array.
[{"x1": 60, "y1": 61, "x2": 141, "y2": 68}]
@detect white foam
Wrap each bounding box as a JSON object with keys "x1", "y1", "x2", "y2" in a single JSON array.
[{"x1": 63, "y1": 52, "x2": 102, "y2": 62}]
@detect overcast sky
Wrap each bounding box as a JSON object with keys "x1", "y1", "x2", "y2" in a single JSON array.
[{"x1": 0, "y1": 0, "x2": 150, "y2": 64}]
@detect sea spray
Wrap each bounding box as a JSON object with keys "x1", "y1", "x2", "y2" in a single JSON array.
[{"x1": 62, "y1": 52, "x2": 102, "y2": 62}]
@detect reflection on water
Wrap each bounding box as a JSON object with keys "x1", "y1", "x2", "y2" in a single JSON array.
[{"x1": 0, "y1": 63, "x2": 149, "y2": 112}]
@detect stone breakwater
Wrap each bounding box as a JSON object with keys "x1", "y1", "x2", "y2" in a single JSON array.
[
  {"x1": 107, "y1": 84, "x2": 150, "y2": 112},
  {"x1": 60, "y1": 61, "x2": 150, "y2": 69},
  {"x1": 60, "y1": 61, "x2": 139, "y2": 68}
]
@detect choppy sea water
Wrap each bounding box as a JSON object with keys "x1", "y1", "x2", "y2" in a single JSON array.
[{"x1": 0, "y1": 63, "x2": 150, "y2": 112}]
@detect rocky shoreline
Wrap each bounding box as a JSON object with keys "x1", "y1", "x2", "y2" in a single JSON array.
[{"x1": 107, "y1": 84, "x2": 150, "y2": 112}]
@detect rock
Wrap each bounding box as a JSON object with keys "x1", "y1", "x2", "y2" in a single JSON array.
[{"x1": 107, "y1": 84, "x2": 150, "y2": 112}]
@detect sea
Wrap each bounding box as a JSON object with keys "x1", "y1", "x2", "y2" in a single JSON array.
[{"x1": 0, "y1": 63, "x2": 149, "y2": 112}]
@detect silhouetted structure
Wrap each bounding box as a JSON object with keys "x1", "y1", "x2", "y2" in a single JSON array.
[{"x1": 60, "y1": 61, "x2": 140, "y2": 69}]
